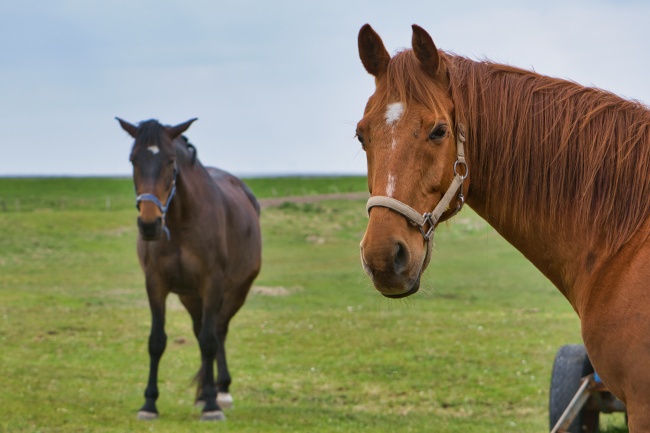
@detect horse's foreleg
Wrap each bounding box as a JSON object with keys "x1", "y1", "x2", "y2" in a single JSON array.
[
  {"x1": 178, "y1": 295, "x2": 206, "y2": 405},
  {"x1": 137, "y1": 286, "x2": 168, "y2": 420}
]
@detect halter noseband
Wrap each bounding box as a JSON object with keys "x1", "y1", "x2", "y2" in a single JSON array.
[
  {"x1": 366, "y1": 123, "x2": 468, "y2": 243},
  {"x1": 135, "y1": 166, "x2": 177, "y2": 240}
]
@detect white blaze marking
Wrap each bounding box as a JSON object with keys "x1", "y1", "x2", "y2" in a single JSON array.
[
  {"x1": 387, "y1": 173, "x2": 396, "y2": 197},
  {"x1": 385, "y1": 103, "x2": 402, "y2": 197},
  {"x1": 385, "y1": 102, "x2": 404, "y2": 126},
  {"x1": 148, "y1": 145, "x2": 160, "y2": 155}
]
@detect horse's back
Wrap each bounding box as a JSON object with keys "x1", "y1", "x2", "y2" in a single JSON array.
[{"x1": 205, "y1": 167, "x2": 260, "y2": 217}]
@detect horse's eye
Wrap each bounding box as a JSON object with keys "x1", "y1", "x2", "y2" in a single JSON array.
[
  {"x1": 428, "y1": 124, "x2": 448, "y2": 141},
  {"x1": 356, "y1": 132, "x2": 365, "y2": 148}
]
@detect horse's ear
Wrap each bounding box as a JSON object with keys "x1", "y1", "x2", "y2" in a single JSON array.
[
  {"x1": 116, "y1": 117, "x2": 138, "y2": 138},
  {"x1": 358, "y1": 24, "x2": 390, "y2": 78},
  {"x1": 411, "y1": 24, "x2": 440, "y2": 77},
  {"x1": 166, "y1": 118, "x2": 198, "y2": 139}
]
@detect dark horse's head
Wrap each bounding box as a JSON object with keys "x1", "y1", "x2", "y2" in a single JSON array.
[{"x1": 117, "y1": 117, "x2": 197, "y2": 241}]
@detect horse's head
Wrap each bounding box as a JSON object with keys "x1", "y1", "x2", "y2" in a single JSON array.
[
  {"x1": 117, "y1": 117, "x2": 197, "y2": 241},
  {"x1": 357, "y1": 25, "x2": 469, "y2": 298}
]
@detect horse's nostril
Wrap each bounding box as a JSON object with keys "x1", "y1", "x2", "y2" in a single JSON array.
[{"x1": 393, "y1": 241, "x2": 409, "y2": 274}]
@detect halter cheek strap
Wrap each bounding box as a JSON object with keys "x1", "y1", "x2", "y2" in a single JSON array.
[
  {"x1": 135, "y1": 167, "x2": 177, "y2": 240},
  {"x1": 366, "y1": 123, "x2": 468, "y2": 242}
]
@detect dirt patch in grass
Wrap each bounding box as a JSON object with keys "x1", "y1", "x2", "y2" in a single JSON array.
[{"x1": 251, "y1": 286, "x2": 303, "y2": 296}]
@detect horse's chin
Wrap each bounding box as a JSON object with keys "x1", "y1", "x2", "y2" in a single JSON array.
[
  {"x1": 377, "y1": 274, "x2": 421, "y2": 299},
  {"x1": 381, "y1": 278, "x2": 421, "y2": 298},
  {"x1": 138, "y1": 227, "x2": 162, "y2": 242}
]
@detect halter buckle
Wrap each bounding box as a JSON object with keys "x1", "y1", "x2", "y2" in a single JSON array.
[{"x1": 420, "y1": 213, "x2": 437, "y2": 241}]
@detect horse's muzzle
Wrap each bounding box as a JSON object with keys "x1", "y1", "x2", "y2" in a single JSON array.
[
  {"x1": 138, "y1": 217, "x2": 163, "y2": 241},
  {"x1": 360, "y1": 239, "x2": 422, "y2": 298}
]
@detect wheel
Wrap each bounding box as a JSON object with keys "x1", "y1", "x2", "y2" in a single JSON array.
[{"x1": 549, "y1": 344, "x2": 599, "y2": 433}]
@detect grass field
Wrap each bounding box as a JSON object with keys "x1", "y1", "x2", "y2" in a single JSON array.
[{"x1": 0, "y1": 176, "x2": 627, "y2": 432}]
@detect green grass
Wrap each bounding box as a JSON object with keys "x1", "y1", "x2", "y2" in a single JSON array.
[
  {"x1": 243, "y1": 175, "x2": 368, "y2": 198},
  {"x1": 0, "y1": 175, "x2": 368, "y2": 213},
  {"x1": 0, "y1": 177, "x2": 628, "y2": 432}
]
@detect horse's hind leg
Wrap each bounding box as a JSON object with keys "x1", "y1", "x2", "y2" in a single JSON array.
[
  {"x1": 180, "y1": 293, "x2": 233, "y2": 412},
  {"x1": 178, "y1": 295, "x2": 207, "y2": 406},
  {"x1": 197, "y1": 293, "x2": 225, "y2": 421},
  {"x1": 215, "y1": 277, "x2": 257, "y2": 409},
  {"x1": 137, "y1": 283, "x2": 168, "y2": 420},
  {"x1": 215, "y1": 318, "x2": 233, "y2": 409}
]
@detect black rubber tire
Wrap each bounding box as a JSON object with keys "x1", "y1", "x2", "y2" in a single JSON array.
[{"x1": 549, "y1": 344, "x2": 599, "y2": 433}]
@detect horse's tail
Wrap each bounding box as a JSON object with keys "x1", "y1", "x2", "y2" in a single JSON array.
[{"x1": 192, "y1": 364, "x2": 206, "y2": 403}]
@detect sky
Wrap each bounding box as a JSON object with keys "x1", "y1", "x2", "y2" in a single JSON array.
[{"x1": 2, "y1": 0, "x2": 650, "y2": 176}]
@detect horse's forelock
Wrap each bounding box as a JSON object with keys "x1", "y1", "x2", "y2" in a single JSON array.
[
  {"x1": 135, "y1": 119, "x2": 164, "y2": 146},
  {"x1": 368, "y1": 49, "x2": 453, "y2": 124}
]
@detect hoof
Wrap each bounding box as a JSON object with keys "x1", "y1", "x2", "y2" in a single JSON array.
[
  {"x1": 136, "y1": 410, "x2": 159, "y2": 420},
  {"x1": 201, "y1": 410, "x2": 226, "y2": 421},
  {"x1": 217, "y1": 392, "x2": 234, "y2": 409}
]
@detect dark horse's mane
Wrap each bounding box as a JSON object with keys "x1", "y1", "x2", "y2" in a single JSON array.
[{"x1": 384, "y1": 50, "x2": 650, "y2": 254}]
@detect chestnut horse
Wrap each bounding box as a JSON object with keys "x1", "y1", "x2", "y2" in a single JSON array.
[
  {"x1": 117, "y1": 118, "x2": 262, "y2": 421},
  {"x1": 357, "y1": 24, "x2": 650, "y2": 431}
]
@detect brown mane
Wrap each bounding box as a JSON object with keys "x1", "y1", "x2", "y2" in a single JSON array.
[{"x1": 382, "y1": 49, "x2": 650, "y2": 253}]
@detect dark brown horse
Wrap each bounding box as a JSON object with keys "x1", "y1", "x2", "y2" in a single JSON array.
[
  {"x1": 117, "y1": 118, "x2": 262, "y2": 421},
  {"x1": 357, "y1": 24, "x2": 650, "y2": 431}
]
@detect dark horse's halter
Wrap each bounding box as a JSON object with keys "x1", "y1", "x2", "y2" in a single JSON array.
[
  {"x1": 135, "y1": 165, "x2": 178, "y2": 240},
  {"x1": 366, "y1": 124, "x2": 468, "y2": 258}
]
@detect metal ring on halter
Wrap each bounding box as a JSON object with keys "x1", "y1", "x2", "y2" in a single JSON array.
[{"x1": 454, "y1": 160, "x2": 468, "y2": 179}]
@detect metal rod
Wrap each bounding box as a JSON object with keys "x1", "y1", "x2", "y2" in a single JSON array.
[{"x1": 550, "y1": 374, "x2": 593, "y2": 433}]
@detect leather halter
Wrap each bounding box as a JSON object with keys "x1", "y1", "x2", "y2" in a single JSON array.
[
  {"x1": 135, "y1": 165, "x2": 177, "y2": 240},
  {"x1": 366, "y1": 123, "x2": 468, "y2": 242}
]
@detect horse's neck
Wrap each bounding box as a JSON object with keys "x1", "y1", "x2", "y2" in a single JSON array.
[
  {"x1": 451, "y1": 57, "x2": 650, "y2": 309},
  {"x1": 167, "y1": 162, "x2": 212, "y2": 224},
  {"x1": 467, "y1": 188, "x2": 605, "y2": 310}
]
